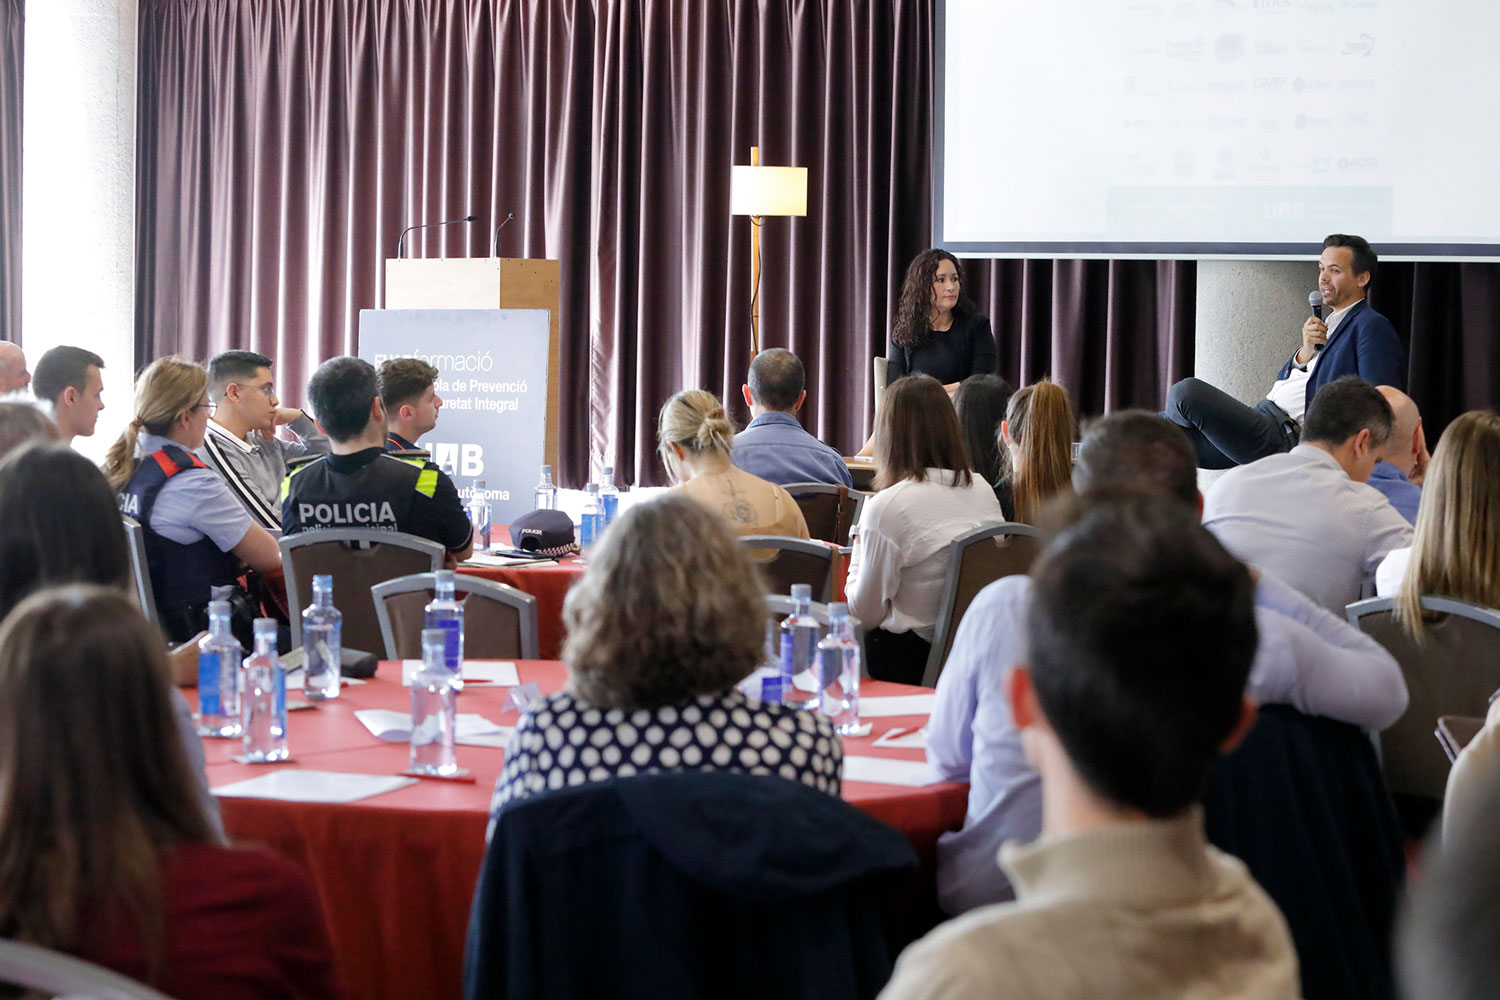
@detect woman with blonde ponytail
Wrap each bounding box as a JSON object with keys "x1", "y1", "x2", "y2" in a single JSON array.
[
  {"x1": 998, "y1": 378, "x2": 1076, "y2": 524},
  {"x1": 657, "y1": 389, "x2": 810, "y2": 542},
  {"x1": 108, "y1": 357, "x2": 281, "y2": 646}
]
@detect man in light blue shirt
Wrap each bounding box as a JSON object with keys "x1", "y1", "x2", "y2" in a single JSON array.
[
  {"x1": 926, "y1": 412, "x2": 1408, "y2": 915},
  {"x1": 730, "y1": 349, "x2": 852, "y2": 488}
]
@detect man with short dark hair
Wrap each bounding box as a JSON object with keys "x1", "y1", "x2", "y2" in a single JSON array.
[
  {"x1": 198, "y1": 349, "x2": 329, "y2": 528},
  {"x1": 0, "y1": 342, "x2": 29, "y2": 394},
  {"x1": 32, "y1": 346, "x2": 105, "y2": 445},
  {"x1": 730, "y1": 348, "x2": 852, "y2": 487},
  {"x1": 883, "y1": 496, "x2": 1300, "y2": 999},
  {"x1": 377, "y1": 357, "x2": 442, "y2": 452},
  {"x1": 281, "y1": 357, "x2": 472, "y2": 563},
  {"x1": 1165, "y1": 234, "x2": 1406, "y2": 468},
  {"x1": 1204, "y1": 375, "x2": 1413, "y2": 613},
  {"x1": 926, "y1": 410, "x2": 1406, "y2": 913}
]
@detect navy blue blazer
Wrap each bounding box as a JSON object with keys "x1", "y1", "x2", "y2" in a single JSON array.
[{"x1": 1275, "y1": 299, "x2": 1406, "y2": 413}]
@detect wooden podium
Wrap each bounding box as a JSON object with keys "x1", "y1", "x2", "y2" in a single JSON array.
[{"x1": 384, "y1": 257, "x2": 561, "y2": 469}]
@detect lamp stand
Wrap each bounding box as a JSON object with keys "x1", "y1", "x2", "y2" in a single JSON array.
[{"x1": 749, "y1": 145, "x2": 762, "y2": 356}]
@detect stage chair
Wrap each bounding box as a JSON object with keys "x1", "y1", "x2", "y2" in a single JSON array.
[
  {"x1": 922, "y1": 523, "x2": 1042, "y2": 687},
  {"x1": 374, "y1": 572, "x2": 539, "y2": 660}
]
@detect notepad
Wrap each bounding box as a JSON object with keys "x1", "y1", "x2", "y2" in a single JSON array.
[
  {"x1": 841, "y1": 756, "x2": 937, "y2": 787},
  {"x1": 857, "y1": 694, "x2": 937, "y2": 718},
  {"x1": 872, "y1": 726, "x2": 928, "y2": 750},
  {"x1": 400, "y1": 660, "x2": 520, "y2": 686},
  {"x1": 354, "y1": 710, "x2": 512, "y2": 748},
  {"x1": 212, "y1": 770, "x2": 417, "y2": 803}
]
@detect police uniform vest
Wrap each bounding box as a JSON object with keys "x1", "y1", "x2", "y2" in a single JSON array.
[
  {"x1": 280, "y1": 451, "x2": 440, "y2": 536},
  {"x1": 119, "y1": 444, "x2": 243, "y2": 622}
]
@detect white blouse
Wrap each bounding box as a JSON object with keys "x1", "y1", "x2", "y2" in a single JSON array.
[{"x1": 1374, "y1": 546, "x2": 1412, "y2": 598}]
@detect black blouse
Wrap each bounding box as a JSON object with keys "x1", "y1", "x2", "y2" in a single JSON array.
[{"x1": 886, "y1": 311, "x2": 998, "y2": 385}]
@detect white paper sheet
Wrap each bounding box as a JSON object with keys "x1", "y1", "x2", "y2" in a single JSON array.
[
  {"x1": 858, "y1": 694, "x2": 937, "y2": 718},
  {"x1": 872, "y1": 726, "x2": 928, "y2": 750},
  {"x1": 463, "y1": 553, "x2": 559, "y2": 569},
  {"x1": 841, "y1": 756, "x2": 938, "y2": 787},
  {"x1": 400, "y1": 660, "x2": 520, "y2": 686},
  {"x1": 212, "y1": 770, "x2": 417, "y2": 803},
  {"x1": 354, "y1": 709, "x2": 509, "y2": 744}
]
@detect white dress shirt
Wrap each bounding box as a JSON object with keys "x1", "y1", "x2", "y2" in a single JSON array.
[{"x1": 1265, "y1": 301, "x2": 1355, "y2": 422}]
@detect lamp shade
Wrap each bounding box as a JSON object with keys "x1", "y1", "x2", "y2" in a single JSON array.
[{"x1": 729, "y1": 165, "x2": 808, "y2": 217}]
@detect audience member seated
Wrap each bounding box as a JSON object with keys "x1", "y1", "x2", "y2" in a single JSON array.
[
  {"x1": 730, "y1": 348, "x2": 852, "y2": 487},
  {"x1": 0, "y1": 400, "x2": 57, "y2": 460},
  {"x1": 102, "y1": 357, "x2": 282, "y2": 647},
  {"x1": 882, "y1": 495, "x2": 1300, "y2": 1000},
  {"x1": 657, "y1": 388, "x2": 810, "y2": 541},
  {"x1": 1165, "y1": 234, "x2": 1405, "y2": 468},
  {"x1": 32, "y1": 345, "x2": 107, "y2": 446},
  {"x1": 1376, "y1": 411, "x2": 1500, "y2": 623},
  {"x1": 197, "y1": 350, "x2": 329, "y2": 530},
  {"x1": 994, "y1": 378, "x2": 1074, "y2": 524},
  {"x1": 0, "y1": 585, "x2": 340, "y2": 1000},
  {"x1": 1399, "y1": 758, "x2": 1500, "y2": 1000},
  {"x1": 846, "y1": 374, "x2": 1003, "y2": 684},
  {"x1": 952, "y1": 373, "x2": 1013, "y2": 511},
  {"x1": 1441, "y1": 697, "x2": 1500, "y2": 844},
  {"x1": 0, "y1": 340, "x2": 29, "y2": 393},
  {"x1": 927, "y1": 411, "x2": 1407, "y2": 914},
  {"x1": 377, "y1": 357, "x2": 442, "y2": 453},
  {"x1": 1367, "y1": 385, "x2": 1426, "y2": 524},
  {"x1": 1203, "y1": 375, "x2": 1412, "y2": 615},
  {"x1": 0, "y1": 443, "x2": 220, "y2": 825},
  {"x1": 488, "y1": 495, "x2": 841, "y2": 838},
  {"x1": 280, "y1": 357, "x2": 473, "y2": 564}
]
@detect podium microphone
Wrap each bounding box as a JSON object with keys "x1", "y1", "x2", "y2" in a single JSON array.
[
  {"x1": 491, "y1": 212, "x2": 515, "y2": 257},
  {"x1": 396, "y1": 214, "x2": 478, "y2": 258},
  {"x1": 1308, "y1": 290, "x2": 1326, "y2": 351}
]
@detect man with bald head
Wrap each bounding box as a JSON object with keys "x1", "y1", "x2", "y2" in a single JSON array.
[
  {"x1": 1367, "y1": 385, "x2": 1425, "y2": 524},
  {"x1": 0, "y1": 342, "x2": 28, "y2": 394}
]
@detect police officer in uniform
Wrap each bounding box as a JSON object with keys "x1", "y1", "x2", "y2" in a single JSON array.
[{"x1": 281, "y1": 357, "x2": 473, "y2": 564}]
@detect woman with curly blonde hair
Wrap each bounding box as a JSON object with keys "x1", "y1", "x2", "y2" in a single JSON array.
[{"x1": 487, "y1": 495, "x2": 842, "y2": 832}]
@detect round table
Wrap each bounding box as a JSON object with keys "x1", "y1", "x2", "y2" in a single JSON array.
[{"x1": 202, "y1": 662, "x2": 966, "y2": 1000}]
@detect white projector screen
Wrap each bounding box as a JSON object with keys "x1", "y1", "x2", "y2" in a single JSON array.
[{"x1": 936, "y1": 0, "x2": 1500, "y2": 259}]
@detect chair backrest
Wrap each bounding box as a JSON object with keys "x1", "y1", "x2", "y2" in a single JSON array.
[
  {"x1": 466, "y1": 770, "x2": 917, "y2": 1000},
  {"x1": 121, "y1": 514, "x2": 159, "y2": 627},
  {"x1": 280, "y1": 529, "x2": 445, "y2": 654},
  {"x1": 1202, "y1": 704, "x2": 1404, "y2": 1000},
  {"x1": 784, "y1": 482, "x2": 866, "y2": 547},
  {"x1": 1347, "y1": 595, "x2": 1500, "y2": 802},
  {"x1": 0, "y1": 938, "x2": 176, "y2": 1000},
  {"x1": 373, "y1": 572, "x2": 540, "y2": 660},
  {"x1": 922, "y1": 522, "x2": 1043, "y2": 687},
  {"x1": 741, "y1": 535, "x2": 837, "y2": 603}
]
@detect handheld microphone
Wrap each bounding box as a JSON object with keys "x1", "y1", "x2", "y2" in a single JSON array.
[
  {"x1": 491, "y1": 212, "x2": 516, "y2": 257},
  {"x1": 396, "y1": 214, "x2": 478, "y2": 258},
  {"x1": 1308, "y1": 290, "x2": 1326, "y2": 352}
]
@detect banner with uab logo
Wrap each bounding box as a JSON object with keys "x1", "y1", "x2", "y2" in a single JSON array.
[{"x1": 357, "y1": 308, "x2": 550, "y2": 527}]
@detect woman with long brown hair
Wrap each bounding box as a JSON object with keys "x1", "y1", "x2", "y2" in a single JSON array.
[
  {"x1": 886, "y1": 249, "x2": 997, "y2": 391},
  {"x1": 847, "y1": 375, "x2": 1004, "y2": 682},
  {"x1": 1375, "y1": 410, "x2": 1500, "y2": 635},
  {"x1": 997, "y1": 378, "x2": 1076, "y2": 524},
  {"x1": 0, "y1": 585, "x2": 340, "y2": 998}
]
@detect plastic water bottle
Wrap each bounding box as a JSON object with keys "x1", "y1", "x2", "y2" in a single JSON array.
[
  {"x1": 301, "y1": 574, "x2": 342, "y2": 701},
  {"x1": 579, "y1": 483, "x2": 603, "y2": 558},
  {"x1": 817, "y1": 602, "x2": 862, "y2": 734},
  {"x1": 241, "y1": 618, "x2": 289, "y2": 762},
  {"x1": 468, "y1": 479, "x2": 492, "y2": 551},
  {"x1": 424, "y1": 570, "x2": 465, "y2": 691},
  {"x1": 599, "y1": 466, "x2": 620, "y2": 527},
  {"x1": 780, "y1": 583, "x2": 822, "y2": 691},
  {"x1": 196, "y1": 600, "x2": 242, "y2": 737},
  {"x1": 410, "y1": 628, "x2": 459, "y2": 776},
  {"x1": 533, "y1": 464, "x2": 557, "y2": 510}
]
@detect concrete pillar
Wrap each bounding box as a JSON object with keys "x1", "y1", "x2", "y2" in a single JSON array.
[
  {"x1": 1193, "y1": 260, "x2": 1314, "y2": 488},
  {"x1": 23, "y1": 0, "x2": 137, "y2": 462}
]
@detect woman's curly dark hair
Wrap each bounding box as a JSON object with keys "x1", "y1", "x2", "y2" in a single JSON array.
[{"x1": 892, "y1": 248, "x2": 976, "y2": 349}]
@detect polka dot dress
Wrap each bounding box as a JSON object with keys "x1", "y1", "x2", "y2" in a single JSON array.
[{"x1": 489, "y1": 689, "x2": 842, "y2": 832}]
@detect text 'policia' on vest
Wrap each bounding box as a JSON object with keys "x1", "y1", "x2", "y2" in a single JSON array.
[{"x1": 279, "y1": 451, "x2": 441, "y2": 536}]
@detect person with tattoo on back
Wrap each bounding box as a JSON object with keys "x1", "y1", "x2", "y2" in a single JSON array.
[{"x1": 657, "y1": 390, "x2": 810, "y2": 543}]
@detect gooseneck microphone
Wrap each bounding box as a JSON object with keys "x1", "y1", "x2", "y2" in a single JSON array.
[
  {"x1": 1308, "y1": 290, "x2": 1326, "y2": 352},
  {"x1": 396, "y1": 214, "x2": 478, "y2": 258},
  {"x1": 491, "y1": 212, "x2": 516, "y2": 257}
]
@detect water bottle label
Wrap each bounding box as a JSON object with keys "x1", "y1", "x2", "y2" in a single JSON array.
[
  {"x1": 602, "y1": 494, "x2": 619, "y2": 524},
  {"x1": 779, "y1": 632, "x2": 794, "y2": 679},
  {"x1": 274, "y1": 667, "x2": 286, "y2": 721},
  {"x1": 198, "y1": 651, "x2": 222, "y2": 715},
  {"x1": 437, "y1": 619, "x2": 461, "y2": 671}
]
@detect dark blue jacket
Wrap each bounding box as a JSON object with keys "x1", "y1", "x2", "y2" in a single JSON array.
[
  {"x1": 1276, "y1": 299, "x2": 1406, "y2": 412},
  {"x1": 465, "y1": 770, "x2": 919, "y2": 1000}
]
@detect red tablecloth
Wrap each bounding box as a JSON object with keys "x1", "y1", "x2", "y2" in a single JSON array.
[{"x1": 203, "y1": 661, "x2": 966, "y2": 1000}]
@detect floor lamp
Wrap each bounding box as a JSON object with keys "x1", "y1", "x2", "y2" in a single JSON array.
[{"x1": 730, "y1": 147, "x2": 808, "y2": 356}]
